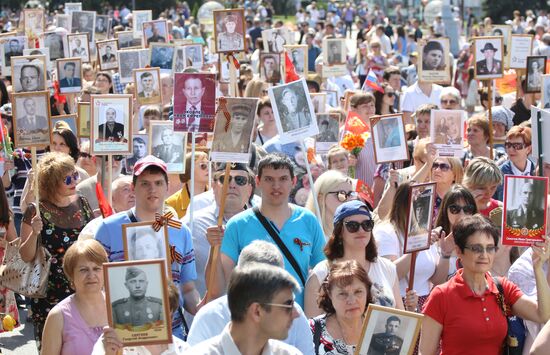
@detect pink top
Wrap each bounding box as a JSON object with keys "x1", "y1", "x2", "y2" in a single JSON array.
[{"x1": 56, "y1": 294, "x2": 105, "y2": 355}]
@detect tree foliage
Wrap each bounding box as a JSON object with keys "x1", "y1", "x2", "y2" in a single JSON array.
[{"x1": 482, "y1": 0, "x2": 547, "y2": 23}]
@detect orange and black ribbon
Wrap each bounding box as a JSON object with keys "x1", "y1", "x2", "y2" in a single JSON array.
[
  {"x1": 218, "y1": 97, "x2": 232, "y2": 132},
  {"x1": 152, "y1": 212, "x2": 182, "y2": 232},
  {"x1": 226, "y1": 52, "x2": 241, "y2": 70}
]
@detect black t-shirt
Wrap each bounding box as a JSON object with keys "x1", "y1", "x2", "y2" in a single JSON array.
[{"x1": 510, "y1": 98, "x2": 531, "y2": 126}]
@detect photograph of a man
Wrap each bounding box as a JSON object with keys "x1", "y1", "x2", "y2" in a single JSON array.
[
  {"x1": 316, "y1": 118, "x2": 338, "y2": 142},
  {"x1": 4, "y1": 38, "x2": 23, "y2": 66},
  {"x1": 126, "y1": 136, "x2": 147, "y2": 172},
  {"x1": 112, "y1": 266, "x2": 163, "y2": 328},
  {"x1": 95, "y1": 15, "x2": 108, "y2": 37},
  {"x1": 101, "y1": 44, "x2": 116, "y2": 63},
  {"x1": 327, "y1": 41, "x2": 342, "y2": 65},
  {"x1": 291, "y1": 49, "x2": 304, "y2": 73},
  {"x1": 145, "y1": 22, "x2": 167, "y2": 46},
  {"x1": 44, "y1": 33, "x2": 65, "y2": 61},
  {"x1": 527, "y1": 56, "x2": 545, "y2": 93},
  {"x1": 71, "y1": 37, "x2": 87, "y2": 59},
  {"x1": 278, "y1": 86, "x2": 312, "y2": 132},
  {"x1": 216, "y1": 12, "x2": 244, "y2": 52},
  {"x1": 152, "y1": 127, "x2": 184, "y2": 163},
  {"x1": 476, "y1": 41, "x2": 503, "y2": 76},
  {"x1": 184, "y1": 45, "x2": 201, "y2": 68},
  {"x1": 137, "y1": 71, "x2": 161, "y2": 104},
  {"x1": 150, "y1": 46, "x2": 174, "y2": 69},
  {"x1": 18, "y1": 64, "x2": 42, "y2": 93},
  {"x1": 368, "y1": 315, "x2": 404, "y2": 355},
  {"x1": 506, "y1": 181, "x2": 545, "y2": 230},
  {"x1": 17, "y1": 97, "x2": 48, "y2": 134},
  {"x1": 72, "y1": 11, "x2": 95, "y2": 35},
  {"x1": 422, "y1": 40, "x2": 445, "y2": 71},
  {"x1": 377, "y1": 118, "x2": 401, "y2": 148},
  {"x1": 59, "y1": 61, "x2": 81, "y2": 89},
  {"x1": 261, "y1": 54, "x2": 281, "y2": 84},
  {"x1": 98, "y1": 107, "x2": 125, "y2": 142},
  {"x1": 212, "y1": 102, "x2": 254, "y2": 154},
  {"x1": 266, "y1": 28, "x2": 286, "y2": 53},
  {"x1": 119, "y1": 51, "x2": 140, "y2": 81},
  {"x1": 173, "y1": 73, "x2": 216, "y2": 132},
  {"x1": 129, "y1": 228, "x2": 164, "y2": 260}
]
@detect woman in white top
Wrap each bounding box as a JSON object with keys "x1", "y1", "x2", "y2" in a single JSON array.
[
  {"x1": 304, "y1": 200, "x2": 416, "y2": 318},
  {"x1": 374, "y1": 182, "x2": 456, "y2": 312}
]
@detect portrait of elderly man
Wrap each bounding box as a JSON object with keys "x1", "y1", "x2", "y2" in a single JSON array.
[
  {"x1": 112, "y1": 266, "x2": 164, "y2": 328},
  {"x1": 18, "y1": 64, "x2": 43, "y2": 92},
  {"x1": 152, "y1": 127, "x2": 184, "y2": 163},
  {"x1": 98, "y1": 107, "x2": 125, "y2": 142},
  {"x1": 212, "y1": 103, "x2": 254, "y2": 153},
  {"x1": 278, "y1": 86, "x2": 312, "y2": 132},
  {"x1": 476, "y1": 41, "x2": 502, "y2": 76},
  {"x1": 217, "y1": 12, "x2": 244, "y2": 52}
]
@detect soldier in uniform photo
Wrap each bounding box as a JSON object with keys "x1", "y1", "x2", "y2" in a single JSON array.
[
  {"x1": 185, "y1": 46, "x2": 201, "y2": 67},
  {"x1": 152, "y1": 127, "x2": 183, "y2": 163},
  {"x1": 368, "y1": 316, "x2": 404, "y2": 355},
  {"x1": 129, "y1": 229, "x2": 163, "y2": 260},
  {"x1": 507, "y1": 182, "x2": 545, "y2": 230},
  {"x1": 317, "y1": 119, "x2": 337, "y2": 142},
  {"x1": 279, "y1": 86, "x2": 312, "y2": 132},
  {"x1": 212, "y1": 103, "x2": 253, "y2": 153},
  {"x1": 101, "y1": 45, "x2": 116, "y2": 63},
  {"x1": 97, "y1": 107, "x2": 125, "y2": 142},
  {"x1": 434, "y1": 116, "x2": 461, "y2": 145},
  {"x1": 112, "y1": 267, "x2": 163, "y2": 328},
  {"x1": 217, "y1": 13, "x2": 244, "y2": 52},
  {"x1": 4, "y1": 38, "x2": 23, "y2": 66},
  {"x1": 71, "y1": 37, "x2": 87, "y2": 59},
  {"x1": 476, "y1": 42, "x2": 502, "y2": 76}
]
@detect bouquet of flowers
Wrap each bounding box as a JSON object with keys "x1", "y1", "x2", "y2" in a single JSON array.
[
  {"x1": 0, "y1": 121, "x2": 13, "y2": 158},
  {"x1": 340, "y1": 111, "x2": 370, "y2": 178}
]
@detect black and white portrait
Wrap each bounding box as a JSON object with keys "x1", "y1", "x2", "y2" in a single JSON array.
[
  {"x1": 91, "y1": 95, "x2": 132, "y2": 155},
  {"x1": 125, "y1": 135, "x2": 149, "y2": 172},
  {"x1": 117, "y1": 31, "x2": 142, "y2": 49},
  {"x1": 371, "y1": 114, "x2": 409, "y2": 164},
  {"x1": 57, "y1": 58, "x2": 82, "y2": 94},
  {"x1": 285, "y1": 45, "x2": 307, "y2": 76},
  {"x1": 474, "y1": 37, "x2": 504, "y2": 79},
  {"x1": 97, "y1": 40, "x2": 119, "y2": 71},
  {"x1": 71, "y1": 11, "x2": 96, "y2": 41},
  {"x1": 324, "y1": 39, "x2": 345, "y2": 65},
  {"x1": 262, "y1": 28, "x2": 289, "y2": 53},
  {"x1": 12, "y1": 92, "x2": 51, "y2": 148},
  {"x1": 183, "y1": 44, "x2": 203, "y2": 70},
  {"x1": 260, "y1": 53, "x2": 281, "y2": 84},
  {"x1": 43, "y1": 32, "x2": 66, "y2": 61},
  {"x1": 174, "y1": 48, "x2": 184, "y2": 73},
  {"x1": 118, "y1": 50, "x2": 142, "y2": 84},
  {"x1": 67, "y1": 33, "x2": 90, "y2": 62},
  {"x1": 133, "y1": 10, "x2": 152, "y2": 38},
  {"x1": 430, "y1": 109, "x2": 464, "y2": 157},
  {"x1": 134, "y1": 68, "x2": 162, "y2": 105},
  {"x1": 419, "y1": 38, "x2": 451, "y2": 83},
  {"x1": 405, "y1": 183, "x2": 436, "y2": 253},
  {"x1": 268, "y1": 78, "x2": 319, "y2": 143},
  {"x1": 150, "y1": 44, "x2": 175, "y2": 71},
  {"x1": 11, "y1": 56, "x2": 46, "y2": 93},
  {"x1": 211, "y1": 98, "x2": 258, "y2": 163},
  {"x1": 122, "y1": 222, "x2": 170, "y2": 274},
  {"x1": 1, "y1": 36, "x2": 26, "y2": 72},
  {"x1": 214, "y1": 9, "x2": 246, "y2": 53},
  {"x1": 315, "y1": 113, "x2": 340, "y2": 154},
  {"x1": 149, "y1": 121, "x2": 186, "y2": 173},
  {"x1": 143, "y1": 20, "x2": 168, "y2": 47},
  {"x1": 95, "y1": 15, "x2": 109, "y2": 40},
  {"x1": 526, "y1": 56, "x2": 546, "y2": 93}
]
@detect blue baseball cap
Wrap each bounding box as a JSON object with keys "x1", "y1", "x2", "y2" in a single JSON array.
[{"x1": 333, "y1": 200, "x2": 372, "y2": 226}]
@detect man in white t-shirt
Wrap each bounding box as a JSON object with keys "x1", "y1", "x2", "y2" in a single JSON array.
[{"x1": 401, "y1": 81, "x2": 443, "y2": 124}]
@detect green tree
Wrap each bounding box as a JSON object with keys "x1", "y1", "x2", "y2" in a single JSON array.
[{"x1": 483, "y1": 0, "x2": 547, "y2": 23}]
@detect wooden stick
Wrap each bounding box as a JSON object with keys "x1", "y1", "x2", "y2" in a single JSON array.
[
  {"x1": 31, "y1": 146, "x2": 39, "y2": 216},
  {"x1": 107, "y1": 154, "x2": 113, "y2": 207},
  {"x1": 228, "y1": 58, "x2": 237, "y2": 98},
  {"x1": 407, "y1": 251, "x2": 418, "y2": 292},
  {"x1": 189, "y1": 132, "x2": 196, "y2": 235},
  {"x1": 487, "y1": 80, "x2": 494, "y2": 160},
  {"x1": 205, "y1": 164, "x2": 232, "y2": 302},
  {"x1": 301, "y1": 141, "x2": 322, "y2": 220}
]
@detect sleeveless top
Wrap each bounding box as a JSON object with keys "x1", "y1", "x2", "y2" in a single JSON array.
[{"x1": 56, "y1": 294, "x2": 105, "y2": 355}]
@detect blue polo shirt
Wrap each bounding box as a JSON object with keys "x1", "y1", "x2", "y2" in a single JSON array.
[
  {"x1": 220, "y1": 205, "x2": 326, "y2": 307},
  {"x1": 95, "y1": 208, "x2": 197, "y2": 339}
]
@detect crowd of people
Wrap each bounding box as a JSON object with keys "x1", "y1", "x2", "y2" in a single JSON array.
[{"x1": 1, "y1": 1, "x2": 550, "y2": 354}]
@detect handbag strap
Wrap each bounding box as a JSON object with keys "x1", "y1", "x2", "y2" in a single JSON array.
[
  {"x1": 253, "y1": 206, "x2": 306, "y2": 286},
  {"x1": 313, "y1": 317, "x2": 322, "y2": 355},
  {"x1": 493, "y1": 276, "x2": 508, "y2": 317}
]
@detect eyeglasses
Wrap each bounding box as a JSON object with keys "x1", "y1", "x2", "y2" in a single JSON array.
[
  {"x1": 504, "y1": 142, "x2": 527, "y2": 150},
  {"x1": 441, "y1": 99, "x2": 458, "y2": 105},
  {"x1": 432, "y1": 162, "x2": 451, "y2": 171},
  {"x1": 261, "y1": 300, "x2": 294, "y2": 314},
  {"x1": 464, "y1": 244, "x2": 498, "y2": 254},
  {"x1": 64, "y1": 172, "x2": 79, "y2": 185},
  {"x1": 102, "y1": 155, "x2": 124, "y2": 162},
  {"x1": 448, "y1": 204, "x2": 476, "y2": 215},
  {"x1": 218, "y1": 174, "x2": 249, "y2": 186},
  {"x1": 386, "y1": 92, "x2": 395, "y2": 97},
  {"x1": 327, "y1": 190, "x2": 357, "y2": 202},
  {"x1": 79, "y1": 152, "x2": 92, "y2": 159},
  {"x1": 344, "y1": 219, "x2": 374, "y2": 233},
  {"x1": 198, "y1": 162, "x2": 208, "y2": 170}
]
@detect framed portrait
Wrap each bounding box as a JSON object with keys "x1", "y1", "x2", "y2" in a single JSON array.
[
  {"x1": 525, "y1": 56, "x2": 547, "y2": 93},
  {"x1": 104, "y1": 260, "x2": 172, "y2": 346},
  {"x1": 284, "y1": 45, "x2": 307, "y2": 79},
  {"x1": 542, "y1": 75, "x2": 550, "y2": 110},
  {"x1": 315, "y1": 113, "x2": 340, "y2": 154},
  {"x1": 0, "y1": 36, "x2": 28, "y2": 76},
  {"x1": 71, "y1": 11, "x2": 96, "y2": 42},
  {"x1": 66, "y1": 33, "x2": 90, "y2": 63},
  {"x1": 125, "y1": 134, "x2": 149, "y2": 173},
  {"x1": 90, "y1": 95, "x2": 132, "y2": 155},
  {"x1": 213, "y1": 9, "x2": 246, "y2": 53},
  {"x1": 143, "y1": 20, "x2": 168, "y2": 48},
  {"x1": 42, "y1": 31, "x2": 66, "y2": 61},
  {"x1": 122, "y1": 222, "x2": 171, "y2": 276},
  {"x1": 64, "y1": 2, "x2": 83, "y2": 15},
  {"x1": 211, "y1": 97, "x2": 258, "y2": 163},
  {"x1": 174, "y1": 47, "x2": 185, "y2": 73},
  {"x1": 259, "y1": 52, "x2": 281, "y2": 84},
  {"x1": 491, "y1": 25, "x2": 512, "y2": 67},
  {"x1": 56, "y1": 57, "x2": 83, "y2": 94},
  {"x1": 370, "y1": 114, "x2": 409, "y2": 164},
  {"x1": 474, "y1": 36, "x2": 504, "y2": 80},
  {"x1": 95, "y1": 15, "x2": 110, "y2": 41},
  {"x1": 118, "y1": 49, "x2": 143, "y2": 84},
  {"x1": 51, "y1": 114, "x2": 77, "y2": 139},
  {"x1": 218, "y1": 52, "x2": 245, "y2": 83},
  {"x1": 149, "y1": 43, "x2": 175, "y2": 72},
  {"x1": 24, "y1": 8, "x2": 45, "y2": 39},
  {"x1": 97, "y1": 39, "x2": 119, "y2": 71},
  {"x1": 182, "y1": 44, "x2": 204, "y2": 70},
  {"x1": 404, "y1": 182, "x2": 436, "y2": 254},
  {"x1": 356, "y1": 304, "x2": 423, "y2": 355},
  {"x1": 418, "y1": 38, "x2": 451, "y2": 84},
  {"x1": 503, "y1": 175, "x2": 548, "y2": 246},
  {"x1": 509, "y1": 35, "x2": 533, "y2": 69},
  {"x1": 149, "y1": 120, "x2": 187, "y2": 173},
  {"x1": 323, "y1": 89, "x2": 339, "y2": 108},
  {"x1": 310, "y1": 93, "x2": 327, "y2": 113},
  {"x1": 116, "y1": 31, "x2": 142, "y2": 49},
  {"x1": 134, "y1": 67, "x2": 162, "y2": 105},
  {"x1": 23, "y1": 47, "x2": 51, "y2": 70},
  {"x1": 11, "y1": 55, "x2": 47, "y2": 93},
  {"x1": 268, "y1": 78, "x2": 319, "y2": 143},
  {"x1": 11, "y1": 91, "x2": 51, "y2": 148},
  {"x1": 323, "y1": 38, "x2": 346, "y2": 66},
  {"x1": 430, "y1": 109, "x2": 465, "y2": 157},
  {"x1": 133, "y1": 10, "x2": 152, "y2": 38},
  {"x1": 55, "y1": 14, "x2": 71, "y2": 31},
  {"x1": 77, "y1": 102, "x2": 90, "y2": 138},
  {"x1": 173, "y1": 73, "x2": 216, "y2": 132},
  {"x1": 262, "y1": 27, "x2": 291, "y2": 53}
]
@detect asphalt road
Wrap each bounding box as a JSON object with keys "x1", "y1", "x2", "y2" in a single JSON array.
[{"x1": 0, "y1": 309, "x2": 37, "y2": 355}]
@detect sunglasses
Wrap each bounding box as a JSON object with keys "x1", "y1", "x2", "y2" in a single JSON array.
[
  {"x1": 441, "y1": 99, "x2": 458, "y2": 105},
  {"x1": 448, "y1": 204, "x2": 476, "y2": 215},
  {"x1": 328, "y1": 190, "x2": 356, "y2": 202},
  {"x1": 64, "y1": 172, "x2": 79, "y2": 185},
  {"x1": 79, "y1": 152, "x2": 93, "y2": 159},
  {"x1": 464, "y1": 244, "x2": 498, "y2": 254},
  {"x1": 504, "y1": 142, "x2": 527, "y2": 150},
  {"x1": 261, "y1": 300, "x2": 294, "y2": 314},
  {"x1": 432, "y1": 162, "x2": 451, "y2": 171},
  {"x1": 386, "y1": 92, "x2": 395, "y2": 97},
  {"x1": 218, "y1": 174, "x2": 249, "y2": 186},
  {"x1": 344, "y1": 219, "x2": 374, "y2": 233}
]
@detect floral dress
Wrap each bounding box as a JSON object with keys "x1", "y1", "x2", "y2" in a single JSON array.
[
  {"x1": 23, "y1": 196, "x2": 93, "y2": 349},
  {"x1": 310, "y1": 315, "x2": 356, "y2": 355},
  {"x1": 0, "y1": 217, "x2": 20, "y2": 331}
]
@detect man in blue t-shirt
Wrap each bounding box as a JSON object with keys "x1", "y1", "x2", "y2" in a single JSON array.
[
  {"x1": 218, "y1": 154, "x2": 326, "y2": 307},
  {"x1": 95, "y1": 155, "x2": 200, "y2": 339}
]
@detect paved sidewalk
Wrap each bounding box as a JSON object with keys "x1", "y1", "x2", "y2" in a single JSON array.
[{"x1": 0, "y1": 310, "x2": 37, "y2": 355}]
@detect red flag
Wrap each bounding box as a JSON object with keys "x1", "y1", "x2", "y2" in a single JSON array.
[
  {"x1": 96, "y1": 182, "x2": 114, "y2": 218},
  {"x1": 284, "y1": 51, "x2": 300, "y2": 83},
  {"x1": 344, "y1": 110, "x2": 369, "y2": 135},
  {"x1": 356, "y1": 179, "x2": 374, "y2": 208}
]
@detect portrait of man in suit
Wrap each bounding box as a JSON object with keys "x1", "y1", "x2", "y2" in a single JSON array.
[
  {"x1": 146, "y1": 23, "x2": 166, "y2": 46},
  {"x1": 59, "y1": 62, "x2": 82, "y2": 89},
  {"x1": 101, "y1": 44, "x2": 116, "y2": 63},
  {"x1": 4, "y1": 38, "x2": 23, "y2": 66},
  {"x1": 137, "y1": 71, "x2": 160, "y2": 104},
  {"x1": 476, "y1": 41, "x2": 502, "y2": 76},
  {"x1": 98, "y1": 107, "x2": 125, "y2": 142},
  {"x1": 174, "y1": 74, "x2": 215, "y2": 132},
  {"x1": 17, "y1": 97, "x2": 48, "y2": 135},
  {"x1": 126, "y1": 137, "x2": 147, "y2": 172},
  {"x1": 72, "y1": 12, "x2": 94, "y2": 35},
  {"x1": 506, "y1": 181, "x2": 545, "y2": 230},
  {"x1": 212, "y1": 103, "x2": 254, "y2": 154},
  {"x1": 152, "y1": 127, "x2": 183, "y2": 163},
  {"x1": 261, "y1": 54, "x2": 281, "y2": 84},
  {"x1": 278, "y1": 86, "x2": 312, "y2": 132}
]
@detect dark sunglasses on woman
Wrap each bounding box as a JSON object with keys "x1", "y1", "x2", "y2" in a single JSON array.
[
  {"x1": 448, "y1": 204, "x2": 476, "y2": 215},
  {"x1": 344, "y1": 220, "x2": 374, "y2": 233},
  {"x1": 432, "y1": 162, "x2": 451, "y2": 172},
  {"x1": 64, "y1": 172, "x2": 79, "y2": 185}
]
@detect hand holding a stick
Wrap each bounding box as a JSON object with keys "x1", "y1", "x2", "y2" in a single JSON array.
[
  {"x1": 404, "y1": 289, "x2": 419, "y2": 312},
  {"x1": 206, "y1": 225, "x2": 225, "y2": 247}
]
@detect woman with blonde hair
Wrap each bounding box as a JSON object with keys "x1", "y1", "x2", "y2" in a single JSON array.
[
  {"x1": 305, "y1": 170, "x2": 355, "y2": 238},
  {"x1": 243, "y1": 79, "x2": 268, "y2": 98}
]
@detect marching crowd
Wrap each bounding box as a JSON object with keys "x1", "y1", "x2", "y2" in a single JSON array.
[{"x1": 1, "y1": 1, "x2": 550, "y2": 354}]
